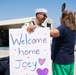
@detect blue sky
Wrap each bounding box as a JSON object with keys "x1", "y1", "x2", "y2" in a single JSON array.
[{"x1": 0, "y1": 0, "x2": 76, "y2": 28}]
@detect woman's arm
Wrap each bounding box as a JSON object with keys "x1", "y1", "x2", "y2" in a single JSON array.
[
  {"x1": 27, "y1": 25, "x2": 60, "y2": 37},
  {"x1": 50, "y1": 29, "x2": 60, "y2": 37}
]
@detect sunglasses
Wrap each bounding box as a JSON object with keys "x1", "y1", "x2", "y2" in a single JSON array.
[{"x1": 39, "y1": 13, "x2": 47, "y2": 18}]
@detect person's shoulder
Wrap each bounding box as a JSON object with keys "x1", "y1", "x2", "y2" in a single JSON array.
[
  {"x1": 40, "y1": 25, "x2": 44, "y2": 27},
  {"x1": 28, "y1": 21, "x2": 33, "y2": 24},
  {"x1": 57, "y1": 24, "x2": 66, "y2": 29},
  {"x1": 56, "y1": 24, "x2": 67, "y2": 33},
  {"x1": 21, "y1": 22, "x2": 30, "y2": 28}
]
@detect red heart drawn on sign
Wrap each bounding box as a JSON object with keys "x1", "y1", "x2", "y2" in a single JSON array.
[{"x1": 38, "y1": 58, "x2": 46, "y2": 65}]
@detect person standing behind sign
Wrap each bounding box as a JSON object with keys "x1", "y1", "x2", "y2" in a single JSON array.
[
  {"x1": 26, "y1": 10, "x2": 76, "y2": 75},
  {"x1": 22, "y1": 8, "x2": 47, "y2": 29}
]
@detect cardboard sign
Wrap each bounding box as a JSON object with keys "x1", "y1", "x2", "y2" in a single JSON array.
[{"x1": 9, "y1": 28, "x2": 52, "y2": 75}]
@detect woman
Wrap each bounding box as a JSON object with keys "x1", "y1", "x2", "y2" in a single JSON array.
[{"x1": 26, "y1": 10, "x2": 76, "y2": 75}]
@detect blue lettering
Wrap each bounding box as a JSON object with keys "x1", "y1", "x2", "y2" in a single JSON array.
[
  {"x1": 15, "y1": 60, "x2": 22, "y2": 69},
  {"x1": 18, "y1": 48, "x2": 40, "y2": 55},
  {"x1": 10, "y1": 33, "x2": 47, "y2": 45},
  {"x1": 15, "y1": 60, "x2": 37, "y2": 71}
]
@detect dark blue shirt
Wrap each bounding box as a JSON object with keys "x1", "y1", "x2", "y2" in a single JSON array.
[{"x1": 51, "y1": 25, "x2": 76, "y2": 64}]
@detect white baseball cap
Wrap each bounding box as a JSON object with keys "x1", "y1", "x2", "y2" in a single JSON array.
[{"x1": 35, "y1": 8, "x2": 47, "y2": 14}]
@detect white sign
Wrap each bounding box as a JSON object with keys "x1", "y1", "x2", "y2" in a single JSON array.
[{"x1": 9, "y1": 28, "x2": 52, "y2": 75}]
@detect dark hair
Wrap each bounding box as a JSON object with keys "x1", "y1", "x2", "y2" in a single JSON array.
[{"x1": 61, "y1": 10, "x2": 76, "y2": 30}]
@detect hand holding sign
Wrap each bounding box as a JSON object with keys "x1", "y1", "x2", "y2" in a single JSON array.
[{"x1": 27, "y1": 25, "x2": 39, "y2": 33}]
